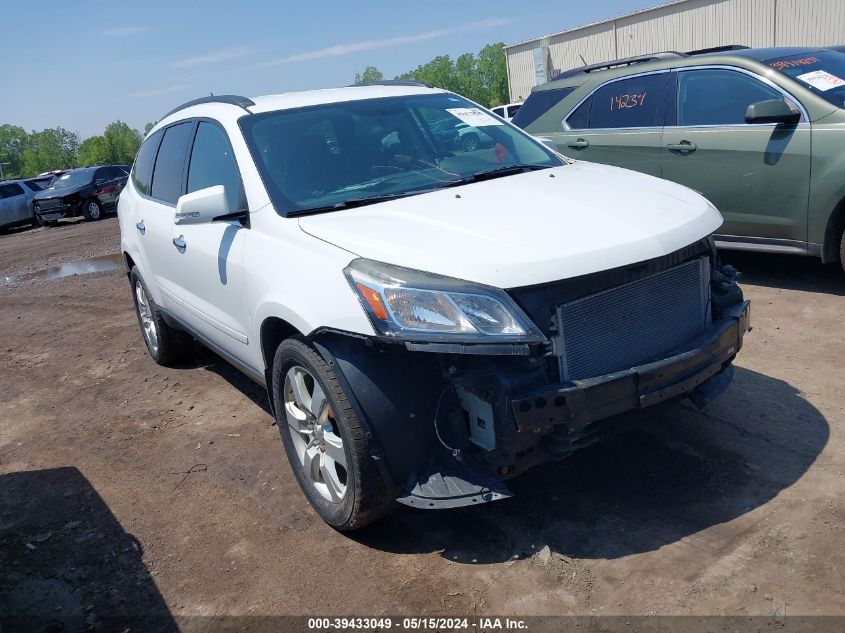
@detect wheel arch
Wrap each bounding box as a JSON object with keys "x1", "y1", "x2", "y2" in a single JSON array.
[
  {"x1": 822, "y1": 197, "x2": 845, "y2": 264},
  {"x1": 122, "y1": 251, "x2": 136, "y2": 275},
  {"x1": 260, "y1": 316, "x2": 303, "y2": 382}
]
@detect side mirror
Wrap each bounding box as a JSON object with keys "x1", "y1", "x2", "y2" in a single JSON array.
[
  {"x1": 745, "y1": 99, "x2": 801, "y2": 125},
  {"x1": 533, "y1": 136, "x2": 557, "y2": 151},
  {"x1": 174, "y1": 185, "x2": 229, "y2": 225}
]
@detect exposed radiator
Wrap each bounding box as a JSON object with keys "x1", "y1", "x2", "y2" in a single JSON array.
[{"x1": 555, "y1": 257, "x2": 711, "y2": 382}]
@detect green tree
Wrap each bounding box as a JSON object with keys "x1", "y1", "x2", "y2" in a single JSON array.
[
  {"x1": 102, "y1": 121, "x2": 142, "y2": 164},
  {"x1": 143, "y1": 122, "x2": 157, "y2": 135},
  {"x1": 398, "y1": 55, "x2": 455, "y2": 92},
  {"x1": 0, "y1": 124, "x2": 30, "y2": 178},
  {"x1": 393, "y1": 42, "x2": 509, "y2": 107},
  {"x1": 354, "y1": 66, "x2": 385, "y2": 85},
  {"x1": 20, "y1": 127, "x2": 79, "y2": 176},
  {"x1": 476, "y1": 42, "x2": 509, "y2": 106},
  {"x1": 78, "y1": 122, "x2": 142, "y2": 167},
  {"x1": 78, "y1": 135, "x2": 110, "y2": 167}
]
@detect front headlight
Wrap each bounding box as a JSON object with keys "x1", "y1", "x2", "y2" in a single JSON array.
[{"x1": 344, "y1": 258, "x2": 545, "y2": 343}]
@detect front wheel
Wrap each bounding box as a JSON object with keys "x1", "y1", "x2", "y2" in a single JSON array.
[
  {"x1": 83, "y1": 199, "x2": 103, "y2": 221},
  {"x1": 272, "y1": 338, "x2": 394, "y2": 530}
]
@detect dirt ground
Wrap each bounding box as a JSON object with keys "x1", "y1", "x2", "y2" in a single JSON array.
[{"x1": 1, "y1": 217, "x2": 844, "y2": 626}]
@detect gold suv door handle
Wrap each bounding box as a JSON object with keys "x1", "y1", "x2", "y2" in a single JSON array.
[{"x1": 567, "y1": 138, "x2": 590, "y2": 149}]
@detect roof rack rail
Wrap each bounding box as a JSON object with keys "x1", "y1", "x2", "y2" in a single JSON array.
[
  {"x1": 348, "y1": 79, "x2": 434, "y2": 88},
  {"x1": 160, "y1": 94, "x2": 255, "y2": 121},
  {"x1": 551, "y1": 51, "x2": 686, "y2": 82},
  {"x1": 686, "y1": 44, "x2": 750, "y2": 56}
]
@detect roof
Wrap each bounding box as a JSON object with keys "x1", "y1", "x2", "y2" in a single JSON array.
[
  {"x1": 247, "y1": 85, "x2": 445, "y2": 114},
  {"x1": 504, "y1": 0, "x2": 692, "y2": 50},
  {"x1": 153, "y1": 84, "x2": 447, "y2": 133},
  {"x1": 719, "y1": 46, "x2": 824, "y2": 61},
  {"x1": 533, "y1": 45, "x2": 844, "y2": 92}
]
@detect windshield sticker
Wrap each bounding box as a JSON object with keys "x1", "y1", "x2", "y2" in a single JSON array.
[
  {"x1": 446, "y1": 107, "x2": 503, "y2": 127},
  {"x1": 796, "y1": 70, "x2": 845, "y2": 92},
  {"x1": 770, "y1": 56, "x2": 819, "y2": 71}
]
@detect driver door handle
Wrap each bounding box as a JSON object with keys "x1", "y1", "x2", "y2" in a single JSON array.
[
  {"x1": 567, "y1": 138, "x2": 589, "y2": 149},
  {"x1": 172, "y1": 235, "x2": 186, "y2": 250},
  {"x1": 666, "y1": 140, "x2": 697, "y2": 154},
  {"x1": 135, "y1": 220, "x2": 145, "y2": 234}
]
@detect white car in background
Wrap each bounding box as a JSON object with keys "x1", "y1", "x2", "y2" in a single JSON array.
[
  {"x1": 119, "y1": 83, "x2": 749, "y2": 530},
  {"x1": 491, "y1": 101, "x2": 523, "y2": 121}
]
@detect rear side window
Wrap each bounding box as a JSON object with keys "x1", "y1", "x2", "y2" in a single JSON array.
[
  {"x1": 677, "y1": 69, "x2": 784, "y2": 126},
  {"x1": 507, "y1": 104, "x2": 521, "y2": 118},
  {"x1": 492, "y1": 107, "x2": 505, "y2": 117},
  {"x1": 187, "y1": 122, "x2": 246, "y2": 212},
  {"x1": 132, "y1": 130, "x2": 162, "y2": 196},
  {"x1": 512, "y1": 87, "x2": 575, "y2": 128},
  {"x1": 0, "y1": 183, "x2": 25, "y2": 198},
  {"x1": 151, "y1": 122, "x2": 193, "y2": 204},
  {"x1": 587, "y1": 73, "x2": 669, "y2": 129}
]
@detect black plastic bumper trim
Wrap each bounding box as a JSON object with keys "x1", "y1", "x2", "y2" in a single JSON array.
[{"x1": 511, "y1": 301, "x2": 750, "y2": 432}]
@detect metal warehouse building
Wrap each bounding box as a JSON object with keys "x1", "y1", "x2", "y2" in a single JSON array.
[{"x1": 505, "y1": 0, "x2": 845, "y2": 101}]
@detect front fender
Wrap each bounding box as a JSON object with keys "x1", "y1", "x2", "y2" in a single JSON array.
[{"x1": 311, "y1": 330, "x2": 447, "y2": 491}]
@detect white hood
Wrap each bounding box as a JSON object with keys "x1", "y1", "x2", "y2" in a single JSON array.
[{"x1": 298, "y1": 161, "x2": 723, "y2": 288}]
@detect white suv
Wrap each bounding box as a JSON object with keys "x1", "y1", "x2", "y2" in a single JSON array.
[{"x1": 119, "y1": 83, "x2": 750, "y2": 530}]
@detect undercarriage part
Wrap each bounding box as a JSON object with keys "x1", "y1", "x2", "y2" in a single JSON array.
[
  {"x1": 396, "y1": 450, "x2": 512, "y2": 509},
  {"x1": 456, "y1": 386, "x2": 496, "y2": 451}
]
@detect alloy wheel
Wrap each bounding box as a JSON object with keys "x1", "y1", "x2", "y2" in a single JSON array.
[
  {"x1": 283, "y1": 365, "x2": 347, "y2": 503},
  {"x1": 134, "y1": 281, "x2": 159, "y2": 355}
]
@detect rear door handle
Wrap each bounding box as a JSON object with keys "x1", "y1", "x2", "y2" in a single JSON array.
[
  {"x1": 135, "y1": 220, "x2": 145, "y2": 234},
  {"x1": 567, "y1": 138, "x2": 590, "y2": 149},
  {"x1": 172, "y1": 235, "x2": 186, "y2": 250},
  {"x1": 666, "y1": 140, "x2": 697, "y2": 154}
]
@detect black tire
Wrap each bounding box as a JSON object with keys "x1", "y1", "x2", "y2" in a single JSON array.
[
  {"x1": 462, "y1": 133, "x2": 479, "y2": 152},
  {"x1": 840, "y1": 227, "x2": 845, "y2": 275},
  {"x1": 82, "y1": 199, "x2": 103, "y2": 221},
  {"x1": 272, "y1": 337, "x2": 394, "y2": 530},
  {"x1": 129, "y1": 267, "x2": 193, "y2": 365}
]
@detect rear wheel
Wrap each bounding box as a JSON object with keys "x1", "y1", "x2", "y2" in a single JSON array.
[
  {"x1": 840, "y1": 227, "x2": 845, "y2": 275},
  {"x1": 83, "y1": 199, "x2": 102, "y2": 221},
  {"x1": 272, "y1": 337, "x2": 394, "y2": 530},
  {"x1": 129, "y1": 267, "x2": 192, "y2": 365}
]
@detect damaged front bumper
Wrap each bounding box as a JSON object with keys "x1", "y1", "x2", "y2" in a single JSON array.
[
  {"x1": 312, "y1": 250, "x2": 750, "y2": 511},
  {"x1": 510, "y1": 301, "x2": 750, "y2": 447},
  {"x1": 394, "y1": 300, "x2": 750, "y2": 508}
]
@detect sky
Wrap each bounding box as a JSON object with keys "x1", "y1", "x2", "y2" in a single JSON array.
[{"x1": 0, "y1": 0, "x2": 661, "y2": 139}]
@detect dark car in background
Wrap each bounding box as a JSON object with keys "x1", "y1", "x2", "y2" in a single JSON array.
[
  {"x1": 0, "y1": 177, "x2": 53, "y2": 230},
  {"x1": 33, "y1": 165, "x2": 128, "y2": 225}
]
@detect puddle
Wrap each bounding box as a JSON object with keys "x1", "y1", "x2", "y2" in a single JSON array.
[{"x1": 2, "y1": 253, "x2": 124, "y2": 286}]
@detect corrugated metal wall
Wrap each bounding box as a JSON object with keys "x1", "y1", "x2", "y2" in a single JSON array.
[{"x1": 505, "y1": 0, "x2": 845, "y2": 101}]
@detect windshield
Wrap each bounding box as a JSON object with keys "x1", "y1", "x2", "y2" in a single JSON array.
[
  {"x1": 49, "y1": 170, "x2": 94, "y2": 189},
  {"x1": 239, "y1": 93, "x2": 563, "y2": 215},
  {"x1": 768, "y1": 51, "x2": 845, "y2": 108}
]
